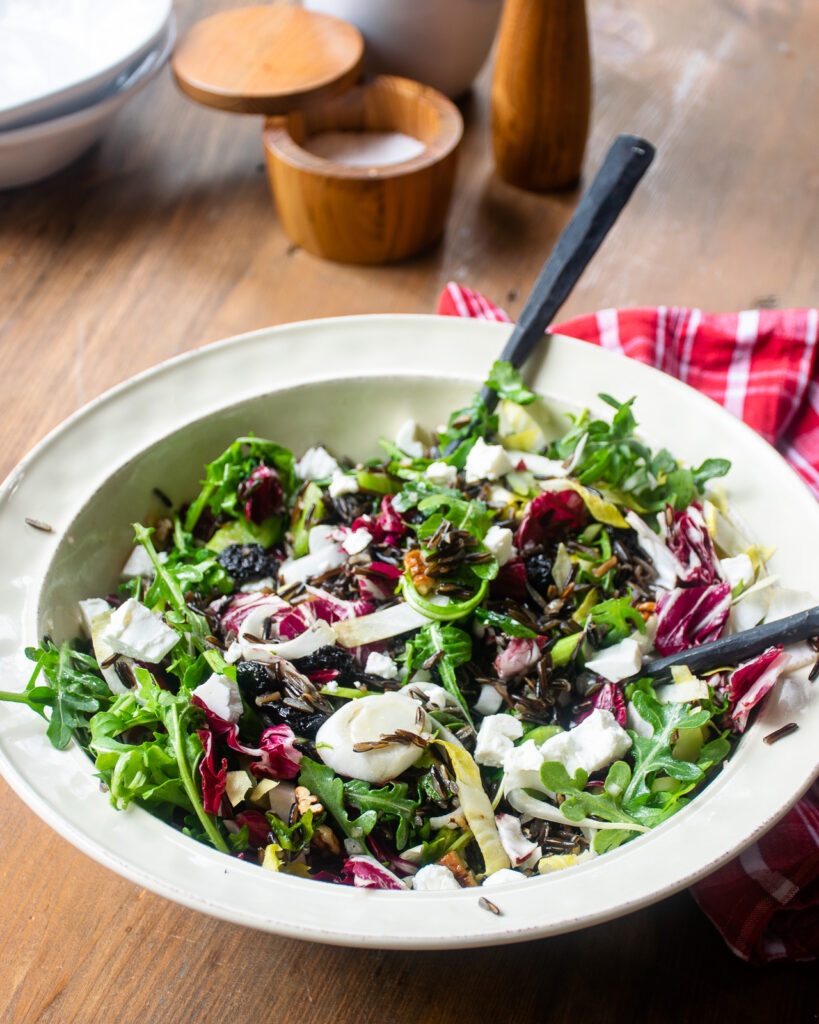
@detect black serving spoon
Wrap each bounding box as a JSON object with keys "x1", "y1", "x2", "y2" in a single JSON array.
[{"x1": 447, "y1": 132, "x2": 656, "y2": 448}]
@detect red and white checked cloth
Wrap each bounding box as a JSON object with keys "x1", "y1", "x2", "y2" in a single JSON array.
[{"x1": 438, "y1": 282, "x2": 819, "y2": 964}]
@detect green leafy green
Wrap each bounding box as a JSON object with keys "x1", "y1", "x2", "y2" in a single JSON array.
[
  {"x1": 590, "y1": 594, "x2": 646, "y2": 643},
  {"x1": 343, "y1": 779, "x2": 419, "y2": 849},
  {"x1": 484, "y1": 360, "x2": 536, "y2": 405},
  {"x1": 473, "y1": 607, "x2": 538, "y2": 639},
  {"x1": 184, "y1": 436, "x2": 295, "y2": 533},
  {"x1": 548, "y1": 395, "x2": 730, "y2": 512},
  {"x1": 539, "y1": 760, "x2": 644, "y2": 828},
  {"x1": 420, "y1": 828, "x2": 473, "y2": 865},
  {"x1": 297, "y1": 757, "x2": 377, "y2": 839},
  {"x1": 403, "y1": 623, "x2": 473, "y2": 724},
  {"x1": 267, "y1": 808, "x2": 317, "y2": 854},
  {"x1": 0, "y1": 640, "x2": 113, "y2": 750}
]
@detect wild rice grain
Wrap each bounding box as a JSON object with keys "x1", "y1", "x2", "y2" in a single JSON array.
[
  {"x1": 763, "y1": 722, "x2": 798, "y2": 745},
  {"x1": 478, "y1": 896, "x2": 502, "y2": 915},
  {"x1": 25, "y1": 517, "x2": 53, "y2": 532}
]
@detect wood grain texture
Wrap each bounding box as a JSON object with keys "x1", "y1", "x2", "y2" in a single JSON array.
[
  {"x1": 172, "y1": 5, "x2": 364, "y2": 114},
  {"x1": 0, "y1": 0, "x2": 818, "y2": 1020},
  {"x1": 492, "y1": 0, "x2": 592, "y2": 189},
  {"x1": 264, "y1": 75, "x2": 463, "y2": 263}
]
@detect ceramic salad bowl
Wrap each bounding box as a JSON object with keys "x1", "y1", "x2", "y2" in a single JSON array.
[{"x1": 0, "y1": 315, "x2": 816, "y2": 948}]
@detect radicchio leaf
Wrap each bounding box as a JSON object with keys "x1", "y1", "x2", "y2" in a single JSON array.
[
  {"x1": 654, "y1": 583, "x2": 731, "y2": 655},
  {"x1": 197, "y1": 728, "x2": 227, "y2": 815},
  {"x1": 216, "y1": 591, "x2": 288, "y2": 636},
  {"x1": 341, "y1": 854, "x2": 408, "y2": 890},
  {"x1": 240, "y1": 465, "x2": 284, "y2": 523},
  {"x1": 353, "y1": 495, "x2": 407, "y2": 546},
  {"x1": 233, "y1": 809, "x2": 272, "y2": 847},
  {"x1": 729, "y1": 645, "x2": 790, "y2": 732},
  {"x1": 514, "y1": 490, "x2": 586, "y2": 553},
  {"x1": 357, "y1": 561, "x2": 402, "y2": 601},
  {"x1": 576, "y1": 682, "x2": 626, "y2": 727},
  {"x1": 490, "y1": 558, "x2": 528, "y2": 600},
  {"x1": 251, "y1": 724, "x2": 303, "y2": 780},
  {"x1": 494, "y1": 637, "x2": 545, "y2": 680},
  {"x1": 665, "y1": 504, "x2": 724, "y2": 586}
]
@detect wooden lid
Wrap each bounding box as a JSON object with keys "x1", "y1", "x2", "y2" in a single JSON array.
[{"x1": 172, "y1": 6, "x2": 365, "y2": 115}]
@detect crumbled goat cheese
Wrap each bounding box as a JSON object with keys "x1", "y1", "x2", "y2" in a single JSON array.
[
  {"x1": 465, "y1": 438, "x2": 514, "y2": 483},
  {"x1": 474, "y1": 714, "x2": 523, "y2": 768},
  {"x1": 328, "y1": 472, "x2": 359, "y2": 498},
  {"x1": 483, "y1": 525, "x2": 515, "y2": 567},
  {"x1": 423, "y1": 461, "x2": 458, "y2": 486},
  {"x1": 394, "y1": 419, "x2": 424, "y2": 458},
  {"x1": 584, "y1": 637, "x2": 643, "y2": 683},
  {"x1": 412, "y1": 864, "x2": 461, "y2": 891},
  {"x1": 538, "y1": 709, "x2": 632, "y2": 777},
  {"x1": 364, "y1": 651, "x2": 399, "y2": 679},
  {"x1": 296, "y1": 446, "x2": 340, "y2": 480},
  {"x1": 101, "y1": 598, "x2": 179, "y2": 663},
  {"x1": 192, "y1": 673, "x2": 243, "y2": 723}
]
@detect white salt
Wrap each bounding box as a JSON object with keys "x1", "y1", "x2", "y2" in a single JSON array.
[{"x1": 302, "y1": 130, "x2": 426, "y2": 167}]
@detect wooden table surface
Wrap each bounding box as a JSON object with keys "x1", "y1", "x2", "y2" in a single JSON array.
[{"x1": 1, "y1": 1, "x2": 817, "y2": 1020}]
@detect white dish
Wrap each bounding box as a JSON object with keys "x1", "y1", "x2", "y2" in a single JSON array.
[
  {"x1": 0, "y1": 315, "x2": 816, "y2": 949},
  {"x1": 0, "y1": 18, "x2": 175, "y2": 190},
  {"x1": 0, "y1": 0, "x2": 172, "y2": 130}
]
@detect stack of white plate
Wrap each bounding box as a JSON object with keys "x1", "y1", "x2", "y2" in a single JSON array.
[{"x1": 0, "y1": 0, "x2": 175, "y2": 189}]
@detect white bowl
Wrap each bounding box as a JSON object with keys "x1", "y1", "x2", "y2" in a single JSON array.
[
  {"x1": 0, "y1": 0, "x2": 172, "y2": 131},
  {"x1": 0, "y1": 315, "x2": 817, "y2": 949},
  {"x1": 302, "y1": 0, "x2": 503, "y2": 98},
  {"x1": 0, "y1": 18, "x2": 175, "y2": 190}
]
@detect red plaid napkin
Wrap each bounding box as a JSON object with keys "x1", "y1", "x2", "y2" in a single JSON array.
[{"x1": 438, "y1": 282, "x2": 819, "y2": 964}]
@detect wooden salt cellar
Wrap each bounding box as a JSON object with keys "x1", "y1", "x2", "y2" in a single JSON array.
[{"x1": 491, "y1": 0, "x2": 592, "y2": 190}]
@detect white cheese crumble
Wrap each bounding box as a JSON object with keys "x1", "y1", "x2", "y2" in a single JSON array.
[
  {"x1": 720, "y1": 553, "x2": 754, "y2": 590},
  {"x1": 364, "y1": 651, "x2": 399, "y2": 679},
  {"x1": 584, "y1": 637, "x2": 643, "y2": 683},
  {"x1": 412, "y1": 864, "x2": 461, "y2": 891},
  {"x1": 474, "y1": 683, "x2": 503, "y2": 716},
  {"x1": 101, "y1": 598, "x2": 179, "y2": 663},
  {"x1": 538, "y1": 709, "x2": 632, "y2": 777},
  {"x1": 328, "y1": 472, "x2": 359, "y2": 498},
  {"x1": 465, "y1": 438, "x2": 514, "y2": 483},
  {"x1": 482, "y1": 868, "x2": 525, "y2": 888},
  {"x1": 423, "y1": 461, "x2": 458, "y2": 487},
  {"x1": 341, "y1": 528, "x2": 372, "y2": 556},
  {"x1": 483, "y1": 524, "x2": 515, "y2": 567},
  {"x1": 192, "y1": 672, "x2": 243, "y2": 723},
  {"x1": 121, "y1": 545, "x2": 165, "y2": 580},
  {"x1": 474, "y1": 713, "x2": 523, "y2": 768},
  {"x1": 394, "y1": 418, "x2": 424, "y2": 458},
  {"x1": 296, "y1": 445, "x2": 340, "y2": 480}
]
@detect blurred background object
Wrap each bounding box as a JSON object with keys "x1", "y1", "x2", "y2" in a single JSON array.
[
  {"x1": 0, "y1": 0, "x2": 174, "y2": 188},
  {"x1": 302, "y1": 0, "x2": 504, "y2": 99},
  {"x1": 492, "y1": 0, "x2": 592, "y2": 190}
]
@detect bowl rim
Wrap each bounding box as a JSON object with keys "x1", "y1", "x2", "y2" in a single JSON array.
[
  {"x1": 262, "y1": 74, "x2": 464, "y2": 179},
  {"x1": 0, "y1": 313, "x2": 817, "y2": 949}
]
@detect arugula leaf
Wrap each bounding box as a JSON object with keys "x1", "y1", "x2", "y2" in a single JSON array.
[
  {"x1": 267, "y1": 808, "x2": 317, "y2": 853},
  {"x1": 343, "y1": 779, "x2": 419, "y2": 849},
  {"x1": 549, "y1": 395, "x2": 730, "y2": 512},
  {"x1": 415, "y1": 493, "x2": 492, "y2": 542},
  {"x1": 0, "y1": 640, "x2": 113, "y2": 750},
  {"x1": 592, "y1": 829, "x2": 635, "y2": 854},
  {"x1": 297, "y1": 757, "x2": 377, "y2": 839},
  {"x1": 404, "y1": 623, "x2": 473, "y2": 725},
  {"x1": 623, "y1": 687, "x2": 712, "y2": 821},
  {"x1": 473, "y1": 607, "x2": 538, "y2": 639},
  {"x1": 392, "y1": 479, "x2": 458, "y2": 514},
  {"x1": 484, "y1": 360, "x2": 536, "y2": 405},
  {"x1": 539, "y1": 760, "x2": 643, "y2": 828},
  {"x1": 420, "y1": 828, "x2": 473, "y2": 865}
]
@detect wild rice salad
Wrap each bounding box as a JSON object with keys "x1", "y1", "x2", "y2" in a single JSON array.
[{"x1": 2, "y1": 363, "x2": 806, "y2": 891}]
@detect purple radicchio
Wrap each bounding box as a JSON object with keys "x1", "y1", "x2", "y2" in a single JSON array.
[
  {"x1": 490, "y1": 557, "x2": 528, "y2": 600},
  {"x1": 494, "y1": 637, "x2": 545, "y2": 680},
  {"x1": 239, "y1": 465, "x2": 284, "y2": 523},
  {"x1": 251, "y1": 725, "x2": 303, "y2": 780},
  {"x1": 514, "y1": 490, "x2": 586, "y2": 553},
  {"x1": 665, "y1": 504, "x2": 725, "y2": 586},
  {"x1": 576, "y1": 682, "x2": 626, "y2": 727},
  {"x1": 215, "y1": 591, "x2": 288, "y2": 637},
  {"x1": 654, "y1": 583, "x2": 731, "y2": 655},
  {"x1": 357, "y1": 561, "x2": 402, "y2": 601},
  {"x1": 728, "y1": 645, "x2": 791, "y2": 732},
  {"x1": 341, "y1": 854, "x2": 408, "y2": 890},
  {"x1": 193, "y1": 696, "x2": 302, "y2": 779},
  {"x1": 197, "y1": 728, "x2": 227, "y2": 815},
  {"x1": 353, "y1": 495, "x2": 407, "y2": 546},
  {"x1": 231, "y1": 809, "x2": 272, "y2": 848}
]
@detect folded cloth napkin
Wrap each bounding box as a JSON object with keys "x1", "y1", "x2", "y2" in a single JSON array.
[{"x1": 438, "y1": 282, "x2": 819, "y2": 964}]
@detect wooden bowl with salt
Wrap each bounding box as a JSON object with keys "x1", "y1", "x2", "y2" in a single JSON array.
[{"x1": 263, "y1": 76, "x2": 463, "y2": 264}]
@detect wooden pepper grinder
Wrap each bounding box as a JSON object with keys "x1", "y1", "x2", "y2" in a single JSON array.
[{"x1": 491, "y1": 0, "x2": 592, "y2": 190}]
